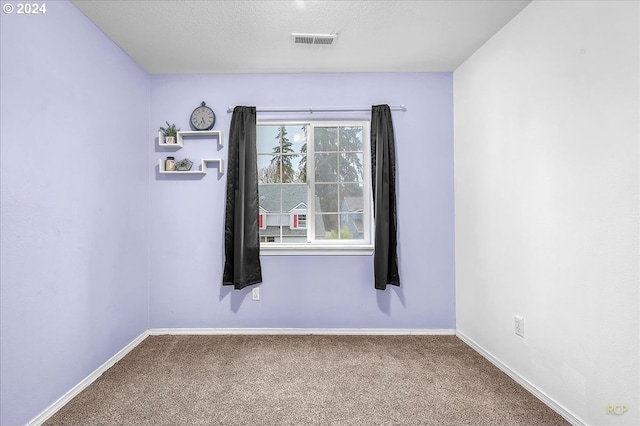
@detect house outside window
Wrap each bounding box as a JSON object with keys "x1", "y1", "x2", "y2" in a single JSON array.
[{"x1": 257, "y1": 121, "x2": 372, "y2": 255}]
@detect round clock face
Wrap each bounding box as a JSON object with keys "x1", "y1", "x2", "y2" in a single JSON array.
[{"x1": 190, "y1": 102, "x2": 215, "y2": 131}]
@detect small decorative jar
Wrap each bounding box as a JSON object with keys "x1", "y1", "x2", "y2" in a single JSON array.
[{"x1": 165, "y1": 157, "x2": 175, "y2": 171}]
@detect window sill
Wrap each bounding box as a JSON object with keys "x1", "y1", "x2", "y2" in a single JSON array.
[{"x1": 260, "y1": 244, "x2": 374, "y2": 256}]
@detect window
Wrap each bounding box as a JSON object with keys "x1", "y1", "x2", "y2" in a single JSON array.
[
  {"x1": 293, "y1": 214, "x2": 307, "y2": 229},
  {"x1": 257, "y1": 121, "x2": 372, "y2": 255}
]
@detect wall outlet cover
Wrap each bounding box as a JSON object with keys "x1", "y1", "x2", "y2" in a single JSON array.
[{"x1": 514, "y1": 316, "x2": 524, "y2": 338}]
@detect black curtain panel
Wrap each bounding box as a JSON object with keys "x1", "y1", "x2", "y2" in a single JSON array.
[
  {"x1": 223, "y1": 106, "x2": 262, "y2": 290},
  {"x1": 371, "y1": 105, "x2": 400, "y2": 290}
]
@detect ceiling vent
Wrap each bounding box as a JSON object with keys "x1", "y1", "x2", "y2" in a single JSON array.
[{"x1": 292, "y1": 33, "x2": 337, "y2": 46}]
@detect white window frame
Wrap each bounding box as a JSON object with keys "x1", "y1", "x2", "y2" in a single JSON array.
[{"x1": 257, "y1": 120, "x2": 373, "y2": 256}]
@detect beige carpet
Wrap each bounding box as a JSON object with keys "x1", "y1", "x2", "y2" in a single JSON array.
[{"x1": 45, "y1": 335, "x2": 569, "y2": 425}]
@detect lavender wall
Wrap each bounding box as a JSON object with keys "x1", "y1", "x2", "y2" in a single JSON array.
[
  {"x1": 0, "y1": 2, "x2": 150, "y2": 425},
  {"x1": 149, "y1": 73, "x2": 454, "y2": 329}
]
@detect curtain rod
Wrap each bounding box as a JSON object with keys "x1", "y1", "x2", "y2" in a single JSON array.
[{"x1": 226, "y1": 105, "x2": 406, "y2": 113}]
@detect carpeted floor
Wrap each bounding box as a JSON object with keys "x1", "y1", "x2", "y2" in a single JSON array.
[{"x1": 45, "y1": 335, "x2": 569, "y2": 425}]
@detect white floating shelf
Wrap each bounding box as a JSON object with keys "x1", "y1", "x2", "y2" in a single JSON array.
[
  {"x1": 158, "y1": 130, "x2": 224, "y2": 148},
  {"x1": 156, "y1": 128, "x2": 224, "y2": 178},
  {"x1": 159, "y1": 158, "x2": 224, "y2": 175},
  {"x1": 203, "y1": 159, "x2": 224, "y2": 174},
  {"x1": 177, "y1": 130, "x2": 224, "y2": 147}
]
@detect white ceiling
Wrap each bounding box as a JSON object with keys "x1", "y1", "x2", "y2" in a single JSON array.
[{"x1": 71, "y1": 0, "x2": 531, "y2": 74}]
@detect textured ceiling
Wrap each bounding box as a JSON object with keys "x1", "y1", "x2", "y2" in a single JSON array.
[{"x1": 71, "y1": 0, "x2": 531, "y2": 74}]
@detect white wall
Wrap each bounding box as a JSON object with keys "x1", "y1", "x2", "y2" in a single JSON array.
[{"x1": 454, "y1": 1, "x2": 639, "y2": 425}]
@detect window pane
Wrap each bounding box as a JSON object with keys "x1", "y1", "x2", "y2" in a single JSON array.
[
  {"x1": 341, "y1": 183, "x2": 364, "y2": 199},
  {"x1": 259, "y1": 184, "x2": 309, "y2": 243},
  {"x1": 340, "y1": 214, "x2": 365, "y2": 240},
  {"x1": 339, "y1": 127, "x2": 364, "y2": 152},
  {"x1": 315, "y1": 184, "x2": 339, "y2": 213},
  {"x1": 319, "y1": 214, "x2": 357, "y2": 240},
  {"x1": 316, "y1": 214, "x2": 339, "y2": 239},
  {"x1": 259, "y1": 184, "x2": 283, "y2": 213},
  {"x1": 260, "y1": 213, "x2": 282, "y2": 242},
  {"x1": 339, "y1": 153, "x2": 364, "y2": 182},
  {"x1": 281, "y1": 184, "x2": 307, "y2": 212},
  {"x1": 314, "y1": 127, "x2": 338, "y2": 152},
  {"x1": 282, "y1": 153, "x2": 305, "y2": 183},
  {"x1": 340, "y1": 192, "x2": 364, "y2": 214},
  {"x1": 258, "y1": 154, "x2": 279, "y2": 183},
  {"x1": 289, "y1": 126, "x2": 308, "y2": 155},
  {"x1": 258, "y1": 184, "x2": 283, "y2": 242},
  {"x1": 258, "y1": 125, "x2": 308, "y2": 183},
  {"x1": 258, "y1": 184, "x2": 282, "y2": 242},
  {"x1": 315, "y1": 215, "x2": 326, "y2": 239},
  {"x1": 257, "y1": 125, "x2": 280, "y2": 154},
  {"x1": 283, "y1": 184, "x2": 308, "y2": 243},
  {"x1": 340, "y1": 183, "x2": 364, "y2": 237},
  {"x1": 315, "y1": 153, "x2": 338, "y2": 182},
  {"x1": 285, "y1": 222, "x2": 308, "y2": 242}
]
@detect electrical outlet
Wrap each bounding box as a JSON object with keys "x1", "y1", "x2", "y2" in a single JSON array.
[
  {"x1": 514, "y1": 316, "x2": 524, "y2": 338},
  {"x1": 252, "y1": 287, "x2": 260, "y2": 301}
]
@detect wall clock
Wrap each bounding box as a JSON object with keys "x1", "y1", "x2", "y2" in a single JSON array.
[{"x1": 190, "y1": 101, "x2": 216, "y2": 131}]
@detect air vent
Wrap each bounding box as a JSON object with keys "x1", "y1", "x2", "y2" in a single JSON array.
[{"x1": 292, "y1": 33, "x2": 337, "y2": 45}]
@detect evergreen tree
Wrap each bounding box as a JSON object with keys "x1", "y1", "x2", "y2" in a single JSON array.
[
  {"x1": 270, "y1": 126, "x2": 296, "y2": 183},
  {"x1": 298, "y1": 125, "x2": 308, "y2": 182}
]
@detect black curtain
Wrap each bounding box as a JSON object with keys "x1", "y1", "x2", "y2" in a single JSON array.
[
  {"x1": 223, "y1": 106, "x2": 262, "y2": 289},
  {"x1": 371, "y1": 105, "x2": 400, "y2": 290}
]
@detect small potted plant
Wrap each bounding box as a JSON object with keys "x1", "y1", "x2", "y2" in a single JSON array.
[
  {"x1": 159, "y1": 121, "x2": 179, "y2": 144},
  {"x1": 175, "y1": 158, "x2": 193, "y2": 171}
]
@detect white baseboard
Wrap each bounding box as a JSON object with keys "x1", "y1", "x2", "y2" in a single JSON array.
[
  {"x1": 149, "y1": 328, "x2": 456, "y2": 336},
  {"x1": 456, "y1": 330, "x2": 586, "y2": 426},
  {"x1": 26, "y1": 330, "x2": 150, "y2": 426}
]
